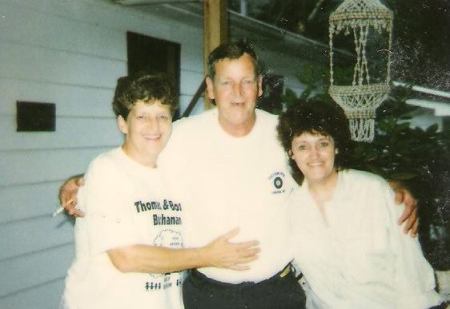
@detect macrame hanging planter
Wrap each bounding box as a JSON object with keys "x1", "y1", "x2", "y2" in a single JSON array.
[{"x1": 329, "y1": 0, "x2": 393, "y2": 142}]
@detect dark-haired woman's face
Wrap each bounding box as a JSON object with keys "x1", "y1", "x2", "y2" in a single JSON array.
[{"x1": 290, "y1": 132, "x2": 337, "y2": 185}]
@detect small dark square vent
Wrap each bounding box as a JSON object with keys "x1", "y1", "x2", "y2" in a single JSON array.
[{"x1": 17, "y1": 101, "x2": 55, "y2": 132}]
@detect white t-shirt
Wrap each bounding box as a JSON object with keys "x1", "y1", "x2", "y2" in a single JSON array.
[
  {"x1": 289, "y1": 169, "x2": 442, "y2": 309},
  {"x1": 63, "y1": 147, "x2": 184, "y2": 309},
  {"x1": 160, "y1": 108, "x2": 295, "y2": 283}
]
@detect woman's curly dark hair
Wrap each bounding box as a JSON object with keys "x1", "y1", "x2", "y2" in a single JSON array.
[{"x1": 277, "y1": 100, "x2": 353, "y2": 184}]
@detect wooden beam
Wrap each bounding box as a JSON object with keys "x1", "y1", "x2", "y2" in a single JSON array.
[{"x1": 203, "y1": 0, "x2": 228, "y2": 109}]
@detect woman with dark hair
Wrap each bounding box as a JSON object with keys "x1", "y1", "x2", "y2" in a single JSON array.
[{"x1": 277, "y1": 100, "x2": 442, "y2": 308}]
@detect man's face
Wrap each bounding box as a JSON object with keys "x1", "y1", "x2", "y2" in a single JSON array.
[{"x1": 206, "y1": 53, "x2": 262, "y2": 135}]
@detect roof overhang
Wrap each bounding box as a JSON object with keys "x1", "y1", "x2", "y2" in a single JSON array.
[
  {"x1": 406, "y1": 99, "x2": 450, "y2": 116},
  {"x1": 110, "y1": 0, "x2": 345, "y2": 63}
]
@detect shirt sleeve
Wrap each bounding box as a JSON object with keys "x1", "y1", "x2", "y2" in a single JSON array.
[
  {"x1": 381, "y1": 182, "x2": 442, "y2": 308},
  {"x1": 81, "y1": 156, "x2": 138, "y2": 255}
]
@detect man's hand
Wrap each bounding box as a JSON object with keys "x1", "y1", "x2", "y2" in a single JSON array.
[
  {"x1": 58, "y1": 174, "x2": 85, "y2": 217},
  {"x1": 203, "y1": 228, "x2": 260, "y2": 270},
  {"x1": 390, "y1": 181, "x2": 419, "y2": 236}
]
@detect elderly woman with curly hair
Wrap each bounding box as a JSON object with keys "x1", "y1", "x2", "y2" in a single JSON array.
[{"x1": 277, "y1": 100, "x2": 443, "y2": 309}]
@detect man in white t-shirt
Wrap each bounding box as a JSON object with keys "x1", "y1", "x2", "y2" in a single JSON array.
[
  {"x1": 62, "y1": 74, "x2": 260, "y2": 309},
  {"x1": 157, "y1": 39, "x2": 306, "y2": 309}
]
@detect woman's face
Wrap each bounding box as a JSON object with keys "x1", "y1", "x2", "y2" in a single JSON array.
[
  {"x1": 118, "y1": 100, "x2": 172, "y2": 167},
  {"x1": 290, "y1": 132, "x2": 337, "y2": 185}
]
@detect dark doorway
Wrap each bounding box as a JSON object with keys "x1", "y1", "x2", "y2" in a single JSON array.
[{"x1": 127, "y1": 32, "x2": 181, "y2": 119}]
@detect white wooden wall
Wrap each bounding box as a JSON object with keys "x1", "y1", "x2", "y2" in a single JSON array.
[{"x1": 0, "y1": 0, "x2": 204, "y2": 308}]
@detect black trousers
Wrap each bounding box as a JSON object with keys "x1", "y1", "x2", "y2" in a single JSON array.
[{"x1": 182, "y1": 266, "x2": 306, "y2": 309}]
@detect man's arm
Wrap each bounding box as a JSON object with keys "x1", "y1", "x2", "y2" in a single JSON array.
[
  {"x1": 58, "y1": 174, "x2": 85, "y2": 217},
  {"x1": 389, "y1": 180, "x2": 419, "y2": 236},
  {"x1": 107, "y1": 228, "x2": 260, "y2": 273},
  {"x1": 61, "y1": 171, "x2": 260, "y2": 273},
  {"x1": 61, "y1": 175, "x2": 419, "y2": 236}
]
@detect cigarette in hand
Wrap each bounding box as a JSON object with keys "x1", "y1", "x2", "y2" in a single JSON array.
[
  {"x1": 52, "y1": 206, "x2": 65, "y2": 217},
  {"x1": 52, "y1": 198, "x2": 73, "y2": 217}
]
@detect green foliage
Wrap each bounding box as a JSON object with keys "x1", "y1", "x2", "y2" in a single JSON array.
[{"x1": 277, "y1": 65, "x2": 450, "y2": 269}]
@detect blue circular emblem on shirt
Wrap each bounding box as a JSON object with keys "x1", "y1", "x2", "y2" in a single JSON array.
[{"x1": 273, "y1": 176, "x2": 283, "y2": 189}]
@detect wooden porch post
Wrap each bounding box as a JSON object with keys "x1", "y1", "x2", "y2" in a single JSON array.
[{"x1": 203, "y1": 0, "x2": 228, "y2": 109}]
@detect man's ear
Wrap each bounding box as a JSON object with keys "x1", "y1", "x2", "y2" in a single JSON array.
[
  {"x1": 205, "y1": 77, "x2": 215, "y2": 100},
  {"x1": 117, "y1": 116, "x2": 128, "y2": 135},
  {"x1": 257, "y1": 75, "x2": 263, "y2": 97},
  {"x1": 288, "y1": 149, "x2": 293, "y2": 158}
]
